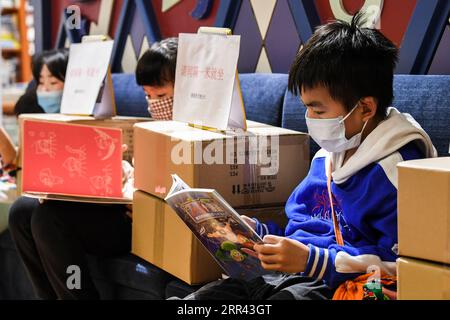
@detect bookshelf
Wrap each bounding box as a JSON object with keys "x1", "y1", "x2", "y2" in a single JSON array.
[{"x1": 1, "y1": 0, "x2": 32, "y2": 83}]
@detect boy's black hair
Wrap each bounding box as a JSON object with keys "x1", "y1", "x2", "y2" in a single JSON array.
[
  {"x1": 135, "y1": 37, "x2": 178, "y2": 87},
  {"x1": 32, "y1": 48, "x2": 70, "y2": 82},
  {"x1": 288, "y1": 12, "x2": 399, "y2": 118}
]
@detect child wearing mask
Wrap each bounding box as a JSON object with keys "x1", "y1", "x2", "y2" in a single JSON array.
[
  {"x1": 15, "y1": 49, "x2": 69, "y2": 115},
  {"x1": 1, "y1": 50, "x2": 69, "y2": 172},
  {"x1": 136, "y1": 37, "x2": 177, "y2": 120},
  {"x1": 177, "y1": 13, "x2": 436, "y2": 300}
]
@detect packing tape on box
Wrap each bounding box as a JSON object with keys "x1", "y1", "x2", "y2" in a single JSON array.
[
  {"x1": 243, "y1": 133, "x2": 261, "y2": 206},
  {"x1": 152, "y1": 199, "x2": 165, "y2": 266},
  {"x1": 251, "y1": 162, "x2": 260, "y2": 205},
  {"x1": 242, "y1": 163, "x2": 259, "y2": 206},
  {"x1": 243, "y1": 133, "x2": 282, "y2": 206}
]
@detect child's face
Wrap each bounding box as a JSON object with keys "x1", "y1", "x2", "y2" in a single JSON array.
[
  {"x1": 301, "y1": 85, "x2": 370, "y2": 140},
  {"x1": 143, "y1": 83, "x2": 174, "y2": 100},
  {"x1": 37, "y1": 64, "x2": 65, "y2": 93}
]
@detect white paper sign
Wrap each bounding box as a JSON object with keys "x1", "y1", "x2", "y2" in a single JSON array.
[
  {"x1": 61, "y1": 40, "x2": 116, "y2": 118},
  {"x1": 173, "y1": 33, "x2": 246, "y2": 131}
]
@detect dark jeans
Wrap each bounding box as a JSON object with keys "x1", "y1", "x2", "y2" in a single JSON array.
[
  {"x1": 8, "y1": 196, "x2": 132, "y2": 300},
  {"x1": 179, "y1": 273, "x2": 334, "y2": 300}
]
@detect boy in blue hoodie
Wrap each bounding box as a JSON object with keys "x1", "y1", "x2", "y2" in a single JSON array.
[{"x1": 179, "y1": 13, "x2": 436, "y2": 300}]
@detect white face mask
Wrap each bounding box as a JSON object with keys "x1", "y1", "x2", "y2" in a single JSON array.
[{"x1": 305, "y1": 103, "x2": 368, "y2": 153}]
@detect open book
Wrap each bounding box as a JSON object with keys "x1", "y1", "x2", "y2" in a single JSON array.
[{"x1": 165, "y1": 175, "x2": 269, "y2": 280}]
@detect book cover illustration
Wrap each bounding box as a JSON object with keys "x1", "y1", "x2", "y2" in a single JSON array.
[
  {"x1": 22, "y1": 120, "x2": 124, "y2": 200},
  {"x1": 165, "y1": 175, "x2": 269, "y2": 280}
]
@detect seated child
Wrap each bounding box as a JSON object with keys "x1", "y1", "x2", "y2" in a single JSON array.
[{"x1": 179, "y1": 13, "x2": 437, "y2": 300}]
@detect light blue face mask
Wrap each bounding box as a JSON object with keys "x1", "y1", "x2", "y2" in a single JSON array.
[{"x1": 37, "y1": 90, "x2": 63, "y2": 113}]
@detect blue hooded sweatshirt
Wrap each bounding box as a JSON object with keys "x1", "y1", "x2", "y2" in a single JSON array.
[{"x1": 253, "y1": 107, "x2": 437, "y2": 288}]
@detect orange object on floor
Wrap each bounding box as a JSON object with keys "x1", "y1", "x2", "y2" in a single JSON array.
[{"x1": 333, "y1": 273, "x2": 397, "y2": 300}]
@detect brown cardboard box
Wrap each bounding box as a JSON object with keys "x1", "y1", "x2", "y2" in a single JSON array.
[
  {"x1": 17, "y1": 114, "x2": 150, "y2": 194},
  {"x1": 236, "y1": 206, "x2": 288, "y2": 229},
  {"x1": 134, "y1": 120, "x2": 309, "y2": 207},
  {"x1": 397, "y1": 157, "x2": 450, "y2": 265},
  {"x1": 132, "y1": 190, "x2": 223, "y2": 285},
  {"x1": 397, "y1": 257, "x2": 450, "y2": 300}
]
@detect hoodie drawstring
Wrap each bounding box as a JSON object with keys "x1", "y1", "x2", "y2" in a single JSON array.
[{"x1": 327, "y1": 160, "x2": 344, "y2": 246}]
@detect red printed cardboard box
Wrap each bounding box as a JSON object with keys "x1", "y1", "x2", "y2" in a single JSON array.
[
  {"x1": 21, "y1": 119, "x2": 124, "y2": 201},
  {"x1": 17, "y1": 113, "x2": 149, "y2": 199}
]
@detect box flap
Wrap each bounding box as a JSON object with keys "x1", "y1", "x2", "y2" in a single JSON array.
[
  {"x1": 398, "y1": 157, "x2": 450, "y2": 172},
  {"x1": 134, "y1": 120, "x2": 308, "y2": 143}
]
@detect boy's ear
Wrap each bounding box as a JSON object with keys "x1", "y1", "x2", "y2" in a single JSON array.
[{"x1": 359, "y1": 97, "x2": 377, "y2": 122}]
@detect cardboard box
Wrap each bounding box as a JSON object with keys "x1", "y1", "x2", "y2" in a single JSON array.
[
  {"x1": 132, "y1": 190, "x2": 223, "y2": 285},
  {"x1": 17, "y1": 114, "x2": 150, "y2": 194},
  {"x1": 236, "y1": 206, "x2": 288, "y2": 229},
  {"x1": 397, "y1": 257, "x2": 450, "y2": 300},
  {"x1": 397, "y1": 157, "x2": 450, "y2": 264},
  {"x1": 134, "y1": 120, "x2": 309, "y2": 207}
]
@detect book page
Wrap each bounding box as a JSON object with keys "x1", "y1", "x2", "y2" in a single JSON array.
[{"x1": 166, "y1": 174, "x2": 190, "y2": 198}]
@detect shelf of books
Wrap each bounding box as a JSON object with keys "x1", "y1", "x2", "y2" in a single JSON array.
[
  {"x1": 1, "y1": 0, "x2": 34, "y2": 117},
  {"x1": 1, "y1": 0, "x2": 33, "y2": 84}
]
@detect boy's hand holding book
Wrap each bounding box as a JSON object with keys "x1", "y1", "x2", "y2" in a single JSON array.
[
  {"x1": 254, "y1": 235, "x2": 310, "y2": 274},
  {"x1": 240, "y1": 213, "x2": 309, "y2": 274}
]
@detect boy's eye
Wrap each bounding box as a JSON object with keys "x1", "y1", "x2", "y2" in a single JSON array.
[
  {"x1": 157, "y1": 94, "x2": 166, "y2": 98},
  {"x1": 314, "y1": 111, "x2": 325, "y2": 115}
]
